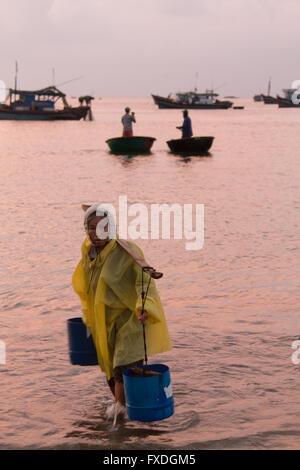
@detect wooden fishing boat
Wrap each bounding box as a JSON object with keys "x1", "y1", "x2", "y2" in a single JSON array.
[
  {"x1": 0, "y1": 86, "x2": 92, "y2": 120},
  {"x1": 152, "y1": 92, "x2": 233, "y2": 110},
  {"x1": 167, "y1": 136, "x2": 214, "y2": 154},
  {"x1": 277, "y1": 96, "x2": 300, "y2": 108},
  {"x1": 106, "y1": 136, "x2": 156, "y2": 154}
]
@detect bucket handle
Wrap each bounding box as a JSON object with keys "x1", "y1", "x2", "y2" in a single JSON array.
[{"x1": 141, "y1": 266, "x2": 153, "y2": 367}]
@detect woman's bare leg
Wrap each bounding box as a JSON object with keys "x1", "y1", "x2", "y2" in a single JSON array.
[
  {"x1": 115, "y1": 382, "x2": 126, "y2": 406},
  {"x1": 113, "y1": 360, "x2": 143, "y2": 407}
]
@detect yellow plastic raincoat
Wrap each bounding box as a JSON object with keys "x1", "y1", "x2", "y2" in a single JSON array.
[{"x1": 72, "y1": 237, "x2": 172, "y2": 380}]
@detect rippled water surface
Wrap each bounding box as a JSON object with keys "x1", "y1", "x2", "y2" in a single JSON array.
[{"x1": 1, "y1": 98, "x2": 300, "y2": 450}]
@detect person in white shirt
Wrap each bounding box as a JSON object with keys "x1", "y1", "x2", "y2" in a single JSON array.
[{"x1": 121, "y1": 107, "x2": 136, "y2": 137}]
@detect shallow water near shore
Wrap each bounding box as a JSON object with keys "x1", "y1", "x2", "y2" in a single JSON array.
[{"x1": 0, "y1": 97, "x2": 300, "y2": 450}]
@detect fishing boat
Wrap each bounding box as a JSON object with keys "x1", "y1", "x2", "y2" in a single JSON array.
[
  {"x1": 106, "y1": 136, "x2": 156, "y2": 154},
  {"x1": 261, "y1": 94, "x2": 277, "y2": 104},
  {"x1": 0, "y1": 86, "x2": 92, "y2": 120},
  {"x1": 253, "y1": 94, "x2": 263, "y2": 102},
  {"x1": 152, "y1": 91, "x2": 233, "y2": 109},
  {"x1": 167, "y1": 136, "x2": 214, "y2": 154}
]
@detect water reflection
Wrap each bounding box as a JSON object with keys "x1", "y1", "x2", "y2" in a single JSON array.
[
  {"x1": 64, "y1": 408, "x2": 199, "y2": 448},
  {"x1": 169, "y1": 151, "x2": 213, "y2": 163},
  {"x1": 108, "y1": 150, "x2": 153, "y2": 157},
  {"x1": 175, "y1": 151, "x2": 213, "y2": 160},
  {"x1": 109, "y1": 151, "x2": 153, "y2": 165}
]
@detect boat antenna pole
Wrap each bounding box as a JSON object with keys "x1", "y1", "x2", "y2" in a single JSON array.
[
  {"x1": 14, "y1": 60, "x2": 18, "y2": 100},
  {"x1": 267, "y1": 76, "x2": 271, "y2": 96},
  {"x1": 194, "y1": 72, "x2": 198, "y2": 92}
]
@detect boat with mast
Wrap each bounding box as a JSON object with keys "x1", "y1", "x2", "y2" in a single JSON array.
[
  {"x1": 261, "y1": 77, "x2": 277, "y2": 104},
  {"x1": 0, "y1": 85, "x2": 92, "y2": 120},
  {"x1": 152, "y1": 89, "x2": 233, "y2": 109},
  {"x1": 0, "y1": 63, "x2": 93, "y2": 120}
]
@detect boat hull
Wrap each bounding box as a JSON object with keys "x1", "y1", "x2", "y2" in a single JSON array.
[
  {"x1": 0, "y1": 105, "x2": 90, "y2": 120},
  {"x1": 152, "y1": 95, "x2": 233, "y2": 110},
  {"x1": 261, "y1": 94, "x2": 277, "y2": 104},
  {"x1": 167, "y1": 136, "x2": 214, "y2": 154},
  {"x1": 277, "y1": 96, "x2": 300, "y2": 108},
  {"x1": 106, "y1": 136, "x2": 156, "y2": 154}
]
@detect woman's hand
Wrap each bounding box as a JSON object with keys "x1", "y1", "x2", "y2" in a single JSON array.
[{"x1": 138, "y1": 310, "x2": 148, "y2": 325}]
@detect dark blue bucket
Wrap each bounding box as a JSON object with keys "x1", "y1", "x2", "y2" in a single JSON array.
[
  {"x1": 67, "y1": 317, "x2": 98, "y2": 366},
  {"x1": 123, "y1": 364, "x2": 174, "y2": 422}
]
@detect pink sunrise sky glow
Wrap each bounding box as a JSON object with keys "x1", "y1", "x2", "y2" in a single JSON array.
[{"x1": 0, "y1": 0, "x2": 299, "y2": 97}]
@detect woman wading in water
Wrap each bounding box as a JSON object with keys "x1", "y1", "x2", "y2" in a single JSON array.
[{"x1": 72, "y1": 204, "x2": 172, "y2": 420}]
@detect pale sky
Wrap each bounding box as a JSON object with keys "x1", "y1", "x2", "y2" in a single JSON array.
[{"x1": 0, "y1": 0, "x2": 299, "y2": 97}]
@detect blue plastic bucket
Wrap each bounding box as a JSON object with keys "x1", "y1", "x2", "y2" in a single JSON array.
[
  {"x1": 123, "y1": 364, "x2": 174, "y2": 422},
  {"x1": 67, "y1": 317, "x2": 98, "y2": 366}
]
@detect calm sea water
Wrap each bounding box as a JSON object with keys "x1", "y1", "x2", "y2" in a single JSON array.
[{"x1": 0, "y1": 97, "x2": 300, "y2": 450}]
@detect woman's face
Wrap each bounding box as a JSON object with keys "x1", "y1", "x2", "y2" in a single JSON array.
[{"x1": 88, "y1": 216, "x2": 109, "y2": 247}]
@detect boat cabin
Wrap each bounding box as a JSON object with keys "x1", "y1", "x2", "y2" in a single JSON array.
[
  {"x1": 7, "y1": 86, "x2": 69, "y2": 111},
  {"x1": 282, "y1": 88, "x2": 297, "y2": 100},
  {"x1": 175, "y1": 90, "x2": 219, "y2": 105}
]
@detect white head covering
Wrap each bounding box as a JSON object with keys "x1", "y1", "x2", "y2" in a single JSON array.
[{"x1": 83, "y1": 204, "x2": 116, "y2": 245}]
